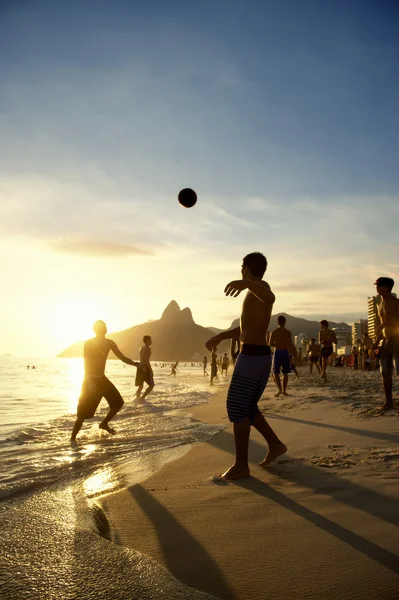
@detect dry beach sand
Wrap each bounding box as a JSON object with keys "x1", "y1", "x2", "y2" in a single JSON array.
[{"x1": 98, "y1": 369, "x2": 399, "y2": 599}]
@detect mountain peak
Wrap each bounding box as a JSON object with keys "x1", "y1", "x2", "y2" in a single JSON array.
[
  {"x1": 161, "y1": 300, "x2": 181, "y2": 322},
  {"x1": 160, "y1": 301, "x2": 195, "y2": 325}
]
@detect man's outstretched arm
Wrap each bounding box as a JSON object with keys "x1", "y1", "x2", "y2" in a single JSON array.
[
  {"x1": 206, "y1": 327, "x2": 240, "y2": 351},
  {"x1": 224, "y1": 280, "x2": 275, "y2": 304},
  {"x1": 110, "y1": 341, "x2": 139, "y2": 367}
]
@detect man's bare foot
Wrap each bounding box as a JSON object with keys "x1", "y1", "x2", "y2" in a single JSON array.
[
  {"x1": 283, "y1": 391, "x2": 289, "y2": 396},
  {"x1": 99, "y1": 423, "x2": 116, "y2": 434},
  {"x1": 259, "y1": 442, "x2": 287, "y2": 467},
  {"x1": 221, "y1": 464, "x2": 250, "y2": 480},
  {"x1": 381, "y1": 403, "x2": 394, "y2": 410},
  {"x1": 275, "y1": 391, "x2": 282, "y2": 397}
]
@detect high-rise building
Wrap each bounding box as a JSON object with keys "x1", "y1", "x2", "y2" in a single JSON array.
[
  {"x1": 367, "y1": 294, "x2": 396, "y2": 340},
  {"x1": 352, "y1": 319, "x2": 367, "y2": 346},
  {"x1": 332, "y1": 324, "x2": 352, "y2": 350},
  {"x1": 367, "y1": 296, "x2": 381, "y2": 340}
]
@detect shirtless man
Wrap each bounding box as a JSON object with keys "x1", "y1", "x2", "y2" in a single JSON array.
[
  {"x1": 203, "y1": 355, "x2": 208, "y2": 376},
  {"x1": 135, "y1": 335, "x2": 155, "y2": 401},
  {"x1": 374, "y1": 277, "x2": 399, "y2": 409},
  {"x1": 221, "y1": 353, "x2": 230, "y2": 376},
  {"x1": 71, "y1": 320, "x2": 139, "y2": 441},
  {"x1": 205, "y1": 252, "x2": 287, "y2": 480},
  {"x1": 308, "y1": 338, "x2": 321, "y2": 375},
  {"x1": 318, "y1": 320, "x2": 337, "y2": 382},
  {"x1": 269, "y1": 315, "x2": 296, "y2": 396}
]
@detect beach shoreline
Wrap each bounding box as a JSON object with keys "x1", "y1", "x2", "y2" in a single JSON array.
[{"x1": 97, "y1": 369, "x2": 399, "y2": 600}]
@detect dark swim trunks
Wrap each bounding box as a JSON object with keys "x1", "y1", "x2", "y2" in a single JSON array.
[
  {"x1": 135, "y1": 367, "x2": 154, "y2": 387},
  {"x1": 273, "y1": 349, "x2": 291, "y2": 374},
  {"x1": 77, "y1": 376, "x2": 124, "y2": 419},
  {"x1": 380, "y1": 336, "x2": 399, "y2": 376},
  {"x1": 321, "y1": 346, "x2": 333, "y2": 358},
  {"x1": 226, "y1": 344, "x2": 272, "y2": 423},
  {"x1": 310, "y1": 356, "x2": 320, "y2": 363}
]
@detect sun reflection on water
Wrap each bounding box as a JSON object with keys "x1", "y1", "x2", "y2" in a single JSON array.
[
  {"x1": 67, "y1": 359, "x2": 84, "y2": 413},
  {"x1": 83, "y1": 467, "x2": 118, "y2": 497}
]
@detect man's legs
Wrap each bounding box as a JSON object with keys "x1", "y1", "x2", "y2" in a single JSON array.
[
  {"x1": 274, "y1": 372, "x2": 283, "y2": 396},
  {"x1": 99, "y1": 405, "x2": 122, "y2": 433},
  {"x1": 382, "y1": 372, "x2": 393, "y2": 409},
  {"x1": 282, "y1": 373, "x2": 289, "y2": 394},
  {"x1": 252, "y1": 410, "x2": 287, "y2": 466},
  {"x1": 309, "y1": 361, "x2": 313, "y2": 374},
  {"x1": 321, "y1": 355, "x2": 328, "y2": 381},
  {"x1": 71, "y1": 417, "x2": 84, "y2": 442},
  {"x1": 141, "y1": 384, "x2": 154, "y2": 400},
  {"x1": 136, "y1": 384, "x2": 143, "y2": 398},
  {"x1": 222, "y1": 418, "x2": 251, "y2": 480},
  {"x1": 100, "y1": 381, "x2": 124, "y2": 433}
]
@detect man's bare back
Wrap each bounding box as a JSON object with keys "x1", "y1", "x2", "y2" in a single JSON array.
[
  {"x1": 270, "y1": 326, "x2": 293, "y2": 351},
  {"x1": 378, "y1": 295, "x2": 399, "y2": 339}
]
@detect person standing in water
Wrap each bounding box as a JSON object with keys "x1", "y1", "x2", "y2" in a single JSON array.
[
  {"x1": 206, "y1": 252, "x2": 287, "y2": 480},
  {"x1": 203, "y1": 355, "x2": 208, "y2": 376},
  {"x1": 169, "y1": 361, "x2": 178, "y2": 376},
  {"x1": 71, "y1": 320, "x2": 139, "y2": 442},
  {"x1": 135, "y1": 335, "x2": 155, "y2": 401},
  {"x1": 210, "y1": 348, "x2": 218, "y2": 385},
  {"x1": 221, "y1": 352, "x2": 230, "y2": 376}
]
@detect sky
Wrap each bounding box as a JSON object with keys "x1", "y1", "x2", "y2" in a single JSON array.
[{"x1": 1, "y1": 0, "x2": 399, "y2": 356}]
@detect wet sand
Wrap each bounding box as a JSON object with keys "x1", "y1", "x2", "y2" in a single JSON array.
[{"x1": 98, "y1": 369, "x2": 399, "y2": 599}]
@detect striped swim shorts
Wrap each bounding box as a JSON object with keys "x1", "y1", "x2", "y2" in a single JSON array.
[{"x1": 226, "y1": 344, "x2": 272, "y2": 424}]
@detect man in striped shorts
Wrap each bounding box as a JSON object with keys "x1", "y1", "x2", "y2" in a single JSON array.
[{"x1": 206, "y1": 252, "x2": 287, "y2": 480}]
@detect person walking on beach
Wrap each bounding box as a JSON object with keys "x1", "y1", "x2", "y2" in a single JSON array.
[
  {"x1": 71, "y1": 320, "x2": 139, "y2": 442},
  {"x1": 373, "y1": 277, "x2": 399, "y2": 410},
  {"x1": 206, "y1": 252, "x2": 287, "y2": 480},
  {"x1": 221, "y1": 353, "x2": 230, "y2": 376},
  {"x1": 308, "y1": 338, "x2": 322, "y2": 375},
  {"x1": 203, "y1": 355, "x2": 208, "y2": 376},
  {"x1": 318, "y1": 320, "x2": 337, "y2": 382},
  {"x1": 135, "y1": 335, "x2": 155, "y2": 401},
  {"x1": 269, "y1": 315, "x2": 296, "y2": 396},
  {"x1": 210, "y1": 348, "x2": 218, "y2": 385}
]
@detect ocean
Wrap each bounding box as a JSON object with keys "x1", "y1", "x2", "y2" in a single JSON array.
[{"x1": 0, "y1": 356, "x2": 224, "y2": 599}]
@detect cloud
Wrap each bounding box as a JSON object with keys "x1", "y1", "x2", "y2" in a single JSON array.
[
  {"x1": 47, "y1": 238, "x2": 153, "y2": 258},
  {"x1": 275, "y1": 281, "x2": 324, "y2": 292}
]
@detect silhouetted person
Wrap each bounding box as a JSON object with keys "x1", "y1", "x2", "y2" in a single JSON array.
[
  {"x1": 221, "y1": 352, "x2": 230, "y2": 376},
  {"x1": 169, "y1": 361, "x2": 178, "y2": 376},
  {"x1": 203, "y1": 355, "x2": 208, "y2": 376},
  {"x1": 210, "y1": 349, "x2": 218, "y2": 385},
  {"x1": 71, "y1": 320, "x2": 139, "y2": 442},
  {"x1": 269, "y1": 315, "x2": 296, "y2": 396},
  {"x1": 318, "y1": 320, "x2": 337, "y2": 382},
  {"x1": 374, "y1": 277, "x2": 399, "y2": 409},
  {"x1": 135, "y1": 335, "x2": 155, "y2": 401},
  {"x1": 206, "y1": 252, "x2": 286, "y2": 480},
  {"x1": 308, "y1": 338, "x2": 321, "y2": 375}
]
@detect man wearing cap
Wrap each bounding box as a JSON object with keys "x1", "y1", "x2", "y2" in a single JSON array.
[{"x1": 374, "y1": 277, "x2": 399, "y2": 410}]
